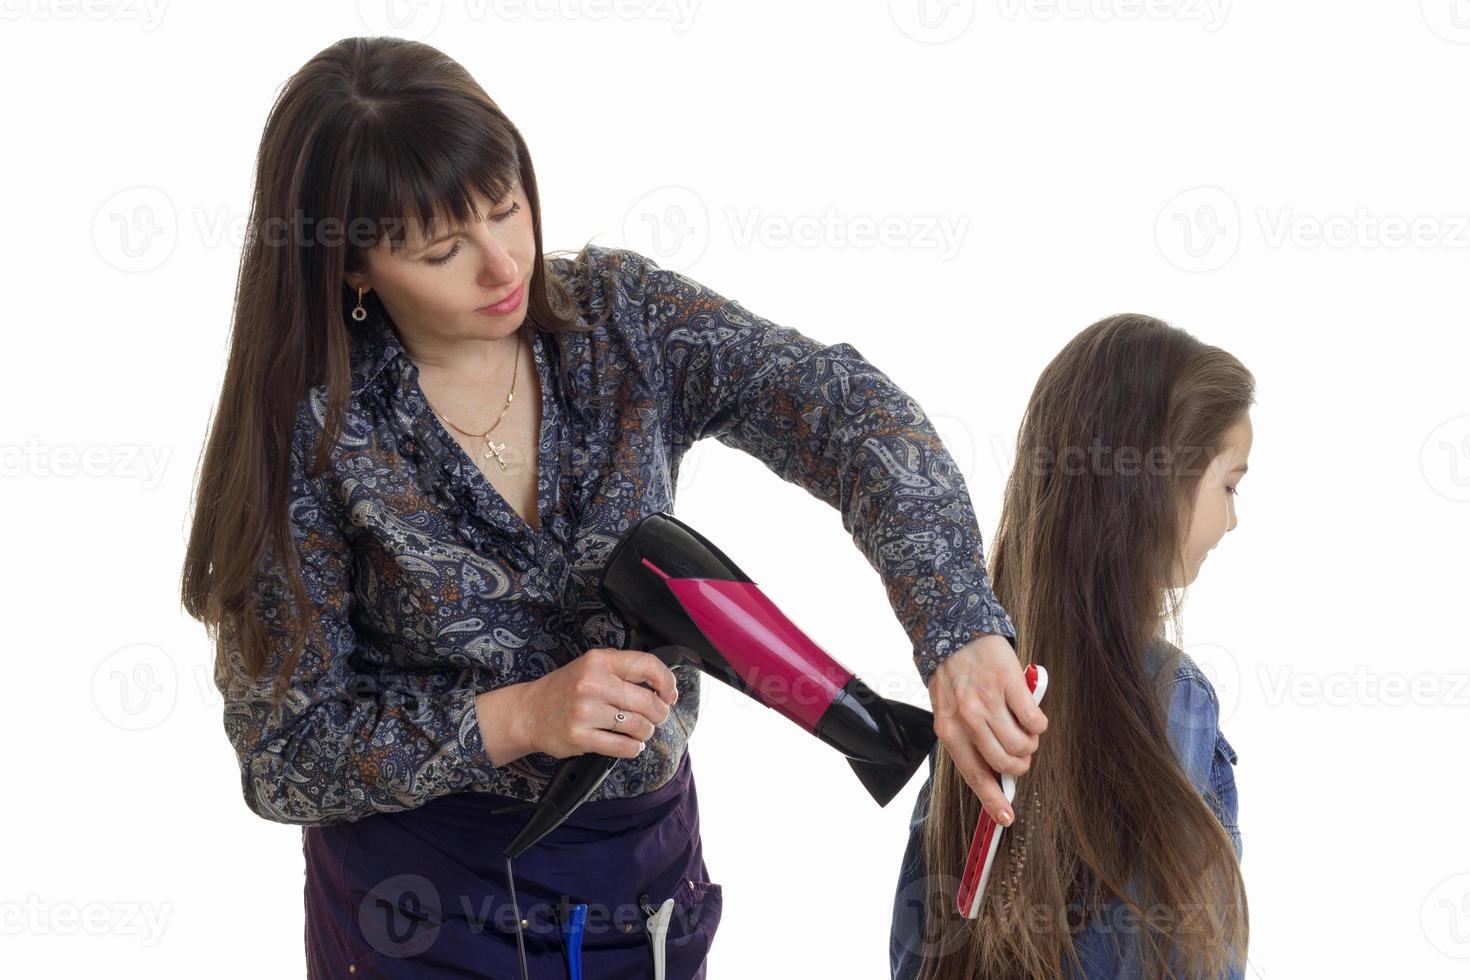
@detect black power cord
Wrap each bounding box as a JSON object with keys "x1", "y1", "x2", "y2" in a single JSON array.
[{"x1": 506, "y1": 854, "x2": 529, "y2": 980}]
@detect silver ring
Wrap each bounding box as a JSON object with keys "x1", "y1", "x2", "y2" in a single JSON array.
[{"x1": 611, "y1": 710, "x2": 627, "y2": 733}]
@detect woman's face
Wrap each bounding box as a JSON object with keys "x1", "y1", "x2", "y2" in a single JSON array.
[
  {"x1": 1172, "y1": 412, "x2": 1253, "y2": 588},
  {"x1": 345, "y1": 176, "x2": 536, "y2": 362}
]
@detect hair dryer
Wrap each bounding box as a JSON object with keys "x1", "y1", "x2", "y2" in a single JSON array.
[{"x1": 501, "y1": 511, "x2": 937, "y2": 859}]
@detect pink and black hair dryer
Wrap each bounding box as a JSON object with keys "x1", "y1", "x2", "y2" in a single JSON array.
[{"x1": 503, "y1": 511, "x2": 938, "y2": 858}]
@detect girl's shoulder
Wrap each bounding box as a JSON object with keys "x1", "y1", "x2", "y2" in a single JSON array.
[{"x1": 1145, "y1": 636, "x2": 1222, "y2": 712}]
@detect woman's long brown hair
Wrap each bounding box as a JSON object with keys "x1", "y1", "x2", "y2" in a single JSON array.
[
  {"x1": 915, "y1": 314, "x2": 1254, "y2": 978},
  {"x1": 179, "y1": 37, "x2": 611, "y2": 709}
]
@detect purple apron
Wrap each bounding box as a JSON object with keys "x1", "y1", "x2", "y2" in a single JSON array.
[{"x1": 302, "y1": 747, "x2": 722, "y2": 978}]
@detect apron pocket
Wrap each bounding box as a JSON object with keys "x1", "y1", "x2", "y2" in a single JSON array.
[{"x1": 660, "y1": 878, "x2": 724, "y2": 977}]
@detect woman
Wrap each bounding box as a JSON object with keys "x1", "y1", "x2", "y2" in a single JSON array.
[
  {"x1": 890, "y1": 315, "x2": 1253, "y2": 979},
  {"x1": 180, "y1": 36, "x2": 1042, "y2": 978}
]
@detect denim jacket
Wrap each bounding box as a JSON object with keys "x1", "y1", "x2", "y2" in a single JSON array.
[{"x1": 890, "y1": 643, "x2": 1243, "y2": 979}]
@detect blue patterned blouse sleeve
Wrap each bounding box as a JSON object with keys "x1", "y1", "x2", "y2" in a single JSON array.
[
  {"x1": 620, "y1": 248, "x2": 1015, "y2": 686},
  {"x1": 213, "y1": 402, "x2": 500, "y2": 826}
]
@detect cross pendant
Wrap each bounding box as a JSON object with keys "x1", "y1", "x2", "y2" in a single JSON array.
[{"x1": 483, "y1": 439, "x2": 508, "y2": 471}]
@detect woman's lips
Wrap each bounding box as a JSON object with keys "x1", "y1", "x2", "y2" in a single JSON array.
[{"x1": 476, "y1": 281, "x2": 525, "y2": 316}]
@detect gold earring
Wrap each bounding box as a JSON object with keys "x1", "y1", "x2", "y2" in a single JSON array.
[{"x1": 352, "y1": 285, "x2": 368, "y2": 322}]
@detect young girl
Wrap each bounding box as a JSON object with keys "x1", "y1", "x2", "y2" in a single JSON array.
[{"x1": 890, "y1": 314, "x2": 1253, "y2": 979}]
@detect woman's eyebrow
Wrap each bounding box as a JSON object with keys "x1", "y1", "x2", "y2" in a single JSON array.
[
  {"x1": 418, "y1": 225, "x2": 465, "y2": 251},
  {"x1": 1229, "y1": 463, "x2": 1249, "y2": 475},
  {"x1": 414, "y1": 184, "x2": 519, "y2": 251}
]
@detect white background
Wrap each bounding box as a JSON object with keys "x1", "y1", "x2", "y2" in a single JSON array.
[{"x1": 3, "y1": 1, "x2": 1467, "y2": 977}]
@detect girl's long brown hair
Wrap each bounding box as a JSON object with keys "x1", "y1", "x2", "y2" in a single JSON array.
[
  {"x1": 179, "y1": 37, "x2": 611, "y2": 709},
  {"x1": 916, "y1": 314, "x2": 1253, "y2": 978}
]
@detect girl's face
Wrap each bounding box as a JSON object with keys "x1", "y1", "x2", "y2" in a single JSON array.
[
  {"x1": 1172, "y1": 412, "x2": 1253, "y2": 588},
  {"x1": 345, "y1": 176, "x2": 536, "y2": 363}
]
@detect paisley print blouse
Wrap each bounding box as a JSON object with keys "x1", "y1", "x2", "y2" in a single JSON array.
[{"x1": 215, "y1": 244, "x2": 1017, "y2": 826}]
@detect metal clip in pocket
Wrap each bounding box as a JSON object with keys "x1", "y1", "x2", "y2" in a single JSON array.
[{"x1": 641, "y1": 893, "x2": 677, "y2": 980}]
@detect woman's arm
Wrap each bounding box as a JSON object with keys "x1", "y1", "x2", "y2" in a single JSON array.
[
  {"x1": 625, "y1": 248, "x2": 1015, "y2": 686},
  {"x1": 214, "y1": 406, "x2": 501, "y2": 826}
]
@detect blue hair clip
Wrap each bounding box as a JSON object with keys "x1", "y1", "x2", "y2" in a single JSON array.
[{"x1": 557, "y1": 901, "x2": 588, "y2": 980}]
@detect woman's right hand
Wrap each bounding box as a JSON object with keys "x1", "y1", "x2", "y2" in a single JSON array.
[
  {"x1": 517, "y1": 647, "x2": 679, "y2": 760},
  {"x1": 928, "y1": 633, "x2": 1048, "y2": 826}
]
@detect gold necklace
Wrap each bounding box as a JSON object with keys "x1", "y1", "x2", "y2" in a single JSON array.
[{"x1": 425, "y1": 329, "x2": 523, "y2": 472}]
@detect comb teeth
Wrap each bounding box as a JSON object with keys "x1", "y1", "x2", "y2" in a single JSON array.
[{"x1": 955, "y1": 665, "x2": 1048, "y2": 919}]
